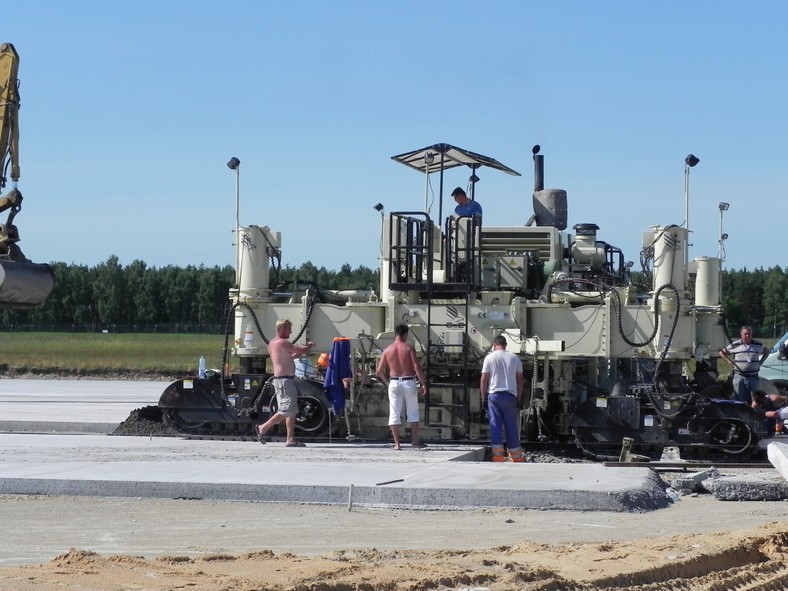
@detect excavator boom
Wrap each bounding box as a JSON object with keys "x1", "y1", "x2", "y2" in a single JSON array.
[
  {"x1": 0, "y1": 42, "x2": 20, "y2": 185},
  {"x1": 0, "y1": 42, "x2": 53, "y2": 310}
]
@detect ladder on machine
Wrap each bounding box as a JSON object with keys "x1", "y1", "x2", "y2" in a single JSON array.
[{"x1": 386, "y1": 212, "x2": 481, "y2": 438}]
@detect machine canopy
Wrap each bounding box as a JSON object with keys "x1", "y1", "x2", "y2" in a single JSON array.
[{"x1": 391, "y1": 143, "x2": 521, "y2": 176}]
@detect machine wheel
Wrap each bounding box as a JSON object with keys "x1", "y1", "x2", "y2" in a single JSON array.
[
  {"x1": 265, "y1": 379, "x2": 333, "y2": 436},
  {"x1": 295, "y1": 394, "x2": 330, "y2": 433},
  {"x1": 269, "y1": 394, "x2": 330, "y2": 434},
  {"x1": 705, "y1": 417, "x2": 755, "y2": 456}
]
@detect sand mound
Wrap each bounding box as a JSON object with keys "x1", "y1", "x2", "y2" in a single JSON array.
[{"x1": 2, "y1": 524, "x2": 786, "y2": 591}]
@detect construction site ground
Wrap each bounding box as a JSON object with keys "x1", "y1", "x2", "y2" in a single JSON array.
[{"x1": 0, "y1": 378, "x2": 786, "y2": 590}]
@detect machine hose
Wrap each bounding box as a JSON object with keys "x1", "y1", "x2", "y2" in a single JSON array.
[
  {"x1": 546, "y1": 275, "x2": 687, "y2": 418},
  {"x1": 646, "y1": 283, "x2": 698, "y2": 417},
  {"x1": 610, "y1": 284, "x2": 663, "y2": 349},
  {"x1": 290, "y1": 291, "x2": 318, "y2": 343},
  {"x1": 545, "y1": 276, "x2": 605, "y2": 304},
  {"x1": 649, "y1": 283, "x2": 681, "y2": 379},
  {"x1": 546, "y1": 274, "x2": 663, "y2": 349},
  {"x1": 216, "y1": 300, "x2": 279, "y2": 405},
  {"x1": 217, "y1": 295, "x2": 318, "y2": 406},
  {"x1": 217, "y1": 301, "x2": 267, "y2": 403}
]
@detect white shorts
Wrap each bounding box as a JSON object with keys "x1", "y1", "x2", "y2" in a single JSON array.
[
  {"x1": 387, "y1": 380, "x2": 420, "y2": 426},
  {"x1": 779, "y1": 406, "x2": 788, "y2": 421}
]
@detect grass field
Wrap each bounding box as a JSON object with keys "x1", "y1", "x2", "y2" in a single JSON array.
[
  {"x1": 0, "y1": 332, "x2": 226, "y2": 374},
  {"x1": 0, "y1": 332, "x2": 775, "y2": 378}
]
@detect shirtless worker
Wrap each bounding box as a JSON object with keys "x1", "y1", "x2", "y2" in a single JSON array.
[
  {"x1": 254, "y1": 319, "x2": 315, "y2": 447},
  {"x1": 376, "y1": 324, "x2": 428, "y2": 449}
]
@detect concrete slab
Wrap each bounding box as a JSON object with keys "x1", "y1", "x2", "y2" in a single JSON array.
[
  {"x1": 704, "y1": 470, "x2": 788, "y2": 501},
  {"x1": 0, "y1": 433, "x2": 668, "y2": 511},
  {"x1": 5, "y1": 377, "x2": 773, "y2": 512},
  {"x1": 767, "y1": 440, "x2": 788, "y2": 480}
]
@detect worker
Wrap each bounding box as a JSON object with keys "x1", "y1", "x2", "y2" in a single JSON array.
[
  {"x1": 719, "y1": 325, "x2": 769, "y2": 403},
  {"x1": 376, "y1": 324, "x2": 428, "y2": 450},
  {"x1": 480, "y1": 334, "x2": 525, "y2": 462},
  {"x1": 752, "y1": 390, "x2": 788, "y2": 434},
  {"x1": 253, "y1": 318, "x2": 315, "y2": 447},
  {"x1": 451, "y1": 187, "x2": 482, "y2": 218}
]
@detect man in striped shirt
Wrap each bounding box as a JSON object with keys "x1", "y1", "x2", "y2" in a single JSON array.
[{"x1": 719, "y1": 325, "x2": 769, "y2": 403}]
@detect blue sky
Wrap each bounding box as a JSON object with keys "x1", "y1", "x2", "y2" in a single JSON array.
[{"x1": 5, "y1": 2, "x2": 788, "y2": 273}]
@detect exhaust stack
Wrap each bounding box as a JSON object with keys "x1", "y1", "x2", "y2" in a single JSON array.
[
  {"x1": 534, "y1": 152, "x2": 544, "y2": 193},
  {"x1": 531, "y1": 146, "x2": 567, "y2": 230}
]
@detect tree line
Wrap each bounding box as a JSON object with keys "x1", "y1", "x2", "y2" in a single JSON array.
[
  {"x1": 721, "y1": 267, "x2": 788, "y2": 339},
  {"x1": 0, "y1": 256, "x2": 379, "y2": 333},
  {"x1": 1, "y1": 258, "x2": 786, "y2": 338}
]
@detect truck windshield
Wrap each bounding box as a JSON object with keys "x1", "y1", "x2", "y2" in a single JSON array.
[{"x1": 771, "y1": 331, "x2": 788, "y2": 353}]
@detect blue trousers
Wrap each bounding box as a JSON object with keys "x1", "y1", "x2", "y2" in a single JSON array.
[
  {"x1": 488, "y1": 392, "x2": 521, "y2": 449},
  {"x1": 732, "y1": 374, "x2": 759, "y2": 403}
]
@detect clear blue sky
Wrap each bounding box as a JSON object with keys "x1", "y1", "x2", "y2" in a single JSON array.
[{"x1": 5, "y1": 2, "x2": 787, "y2": 273}]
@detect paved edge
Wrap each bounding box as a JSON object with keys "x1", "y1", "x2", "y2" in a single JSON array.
[{"x1": 0, "y1": 470, "x2": 671, "y2": 513}]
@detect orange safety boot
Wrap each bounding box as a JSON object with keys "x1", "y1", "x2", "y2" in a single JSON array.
[{"x1": 491, "y1": 445, "x2": 506, "y2": 462}]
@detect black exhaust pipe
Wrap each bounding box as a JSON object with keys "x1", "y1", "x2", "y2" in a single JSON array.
[{"x1": 532, "y1": 145, "x2": 544, "y2": 192}]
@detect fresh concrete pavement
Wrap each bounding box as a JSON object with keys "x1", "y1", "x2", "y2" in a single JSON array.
[{"x1": 0, "y1": 379, "x2": 785, "y2": 512}]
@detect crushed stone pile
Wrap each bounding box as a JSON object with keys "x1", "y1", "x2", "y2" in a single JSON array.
[{"x1": 112, "y1": 406, "x2": 178, "y2": 437}]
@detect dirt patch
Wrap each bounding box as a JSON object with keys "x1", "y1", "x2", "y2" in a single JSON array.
[{"x1": 0, "y1": 524, "x2": 786, "y2": 590}]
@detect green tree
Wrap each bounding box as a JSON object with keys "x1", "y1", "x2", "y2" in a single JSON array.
[
  {"x1": 197, "y1": 266, "x2": 233, "y2": 328},
  {"x1": 126, "y1": 260, "x2": 160, "y2": 328},
  {"x1": 67, "y1": 264, "x2": 96, "y2": 326},
  {"x1": 93, "y1": 256, "x2": 125, "y2": 325},
  {"x1": 763, "y1": 266, "x2": 788, "y2": 338},
  {"x1": 0, "y1": 258, "x2": 376, "y2": 331}
]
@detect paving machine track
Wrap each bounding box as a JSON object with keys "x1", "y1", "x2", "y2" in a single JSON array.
[
  {"x1": 159, "y1": 374, "x2": 336, "y2": 439},
  {"x1": 571, "y1": 394, "x2": 768, "y2": 462}
]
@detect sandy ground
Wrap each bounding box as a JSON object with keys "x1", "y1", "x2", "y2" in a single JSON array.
[{"x1": 0, "y1": 493, "x2": 786, "y2": 590}]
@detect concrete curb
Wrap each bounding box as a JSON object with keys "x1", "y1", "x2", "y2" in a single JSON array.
[{"x1": 0, "y1": 461, "x2": 670, "y2": 512}]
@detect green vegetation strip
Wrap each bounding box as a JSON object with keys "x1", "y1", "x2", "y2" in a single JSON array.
[{"x1": 0, "y1": 333, "x2": 225, "y2": 373}]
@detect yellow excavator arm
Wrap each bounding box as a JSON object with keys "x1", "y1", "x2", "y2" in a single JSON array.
[
  {"x1": 0, "y1": 42, "x2": 21, "y2": 189},
  {"x1": 0, "y1": 42, "x2": 53, "y2": 309}
]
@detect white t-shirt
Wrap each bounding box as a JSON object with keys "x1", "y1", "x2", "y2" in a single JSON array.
[{"x1": 481, "y1": 349, "x2": 522, "y2": 394}]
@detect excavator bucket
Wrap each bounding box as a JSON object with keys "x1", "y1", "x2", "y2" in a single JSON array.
[{"x1": 0, "y1": 259, "x2": 53, "y2": 310}]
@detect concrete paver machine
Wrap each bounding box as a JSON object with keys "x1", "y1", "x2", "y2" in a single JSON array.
[{"x1": 160, "y1": 143, "x2": 767, "y2": 460}]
